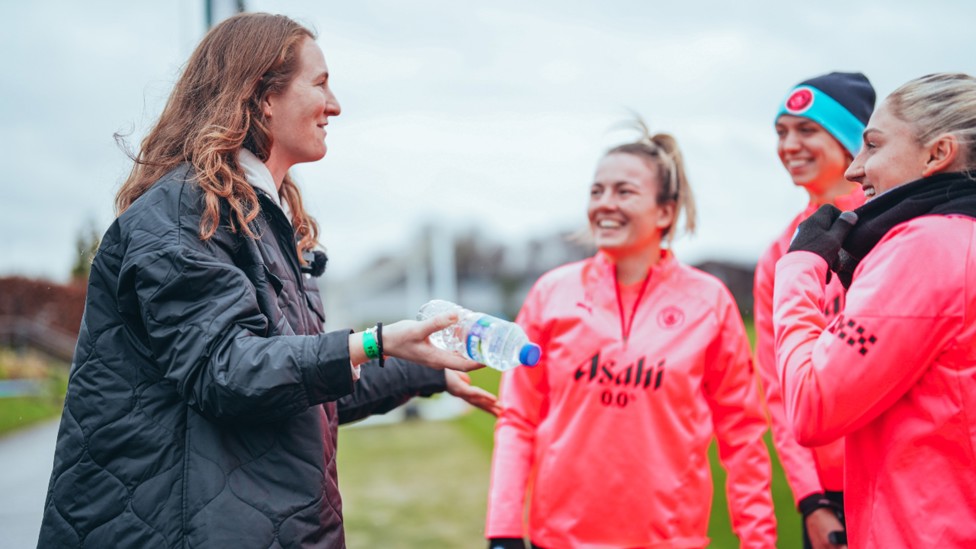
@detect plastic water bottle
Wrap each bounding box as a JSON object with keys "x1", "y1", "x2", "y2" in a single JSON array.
[{"x1": 417, "y1": 299, "x2": 541, "y2": 371}]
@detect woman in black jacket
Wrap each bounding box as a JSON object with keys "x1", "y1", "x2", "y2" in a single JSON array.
[{"x1": 37, "y1": 12, "x2": 496, "y2": 549}]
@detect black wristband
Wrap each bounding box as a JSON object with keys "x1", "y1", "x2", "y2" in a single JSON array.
[
  {"x1": 376, "y1": 321, "x2": 385, "y2": 368},
  {"x1": 798, "y1": 492, "x2": 834, "y2": 519},
  {"x1": 487, "y1": 538, "x2": 526, "y2": 549}
]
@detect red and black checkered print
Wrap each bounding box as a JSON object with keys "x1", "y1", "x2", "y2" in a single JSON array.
[{"x1": 826, "y1": 314, "x2": 877, "y2": 356}]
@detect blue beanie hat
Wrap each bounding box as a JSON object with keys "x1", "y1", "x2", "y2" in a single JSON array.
[{"x1": 775, "y1": 72, "x2": 876, "y2": 156}]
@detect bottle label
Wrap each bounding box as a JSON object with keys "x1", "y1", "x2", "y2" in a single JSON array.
[{"x1": 466, "y1": 316, "x2": 493, "y2": 363}]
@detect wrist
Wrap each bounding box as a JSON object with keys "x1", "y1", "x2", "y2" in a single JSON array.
[
  {"x1": 349, "y1": 324, "x2": 385, "y2": 368},
  {"x1": 348, "y1": 332, "x2": 367, "y2": 366}
]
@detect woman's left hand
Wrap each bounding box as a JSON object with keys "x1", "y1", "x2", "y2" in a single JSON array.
[
  {"x1": 445, "y1": 370, "x2": 502, "y2": 416},
  {"x1": 381, "y1": 315, "x2": 483, "y2": 372},
  {"x1": 788, "y1": 204, "x2": 859, "y2": 266}
]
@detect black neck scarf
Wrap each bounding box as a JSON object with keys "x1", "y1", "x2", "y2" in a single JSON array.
[{"x1": 836, "y1": 171, "x2": 976, "y2": 287}]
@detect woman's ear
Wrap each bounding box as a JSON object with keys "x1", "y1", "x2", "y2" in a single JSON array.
[
  {"x1": 922, "y1": 134, "x2": 960, "y2": 176},
  {"x1": 655, "y1": 201, "x2": 677, "y2": 231}
]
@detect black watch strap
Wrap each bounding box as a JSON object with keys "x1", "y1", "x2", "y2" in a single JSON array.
[
  {"x1": 487, "y1": 538, "x2": 526, "y2": 549},
  {"x1": 798, "y1": 492, "x2": 834, "y2": 518}
]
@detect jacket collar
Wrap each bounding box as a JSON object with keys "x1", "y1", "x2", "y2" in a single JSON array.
[
  {"x1": 590, "y1": 248, "x2": 677, "y2": 288},
  {"x1": 239, "y1": 148, "x2": 292, "y2": 223},
  {"x1": 834, "y1": 171, "x2": 976, "y2": 287}
]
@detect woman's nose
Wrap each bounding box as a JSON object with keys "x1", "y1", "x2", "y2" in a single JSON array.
[
  {"x1": 592, "y1": 191, "x2": 615, "y2": 208},
  {"x1": 780, "y1": 131, "x2": 801, "y2": 152},
  {"x1": 845, "y1": 156, "x2": 865, "y2": 182},
  {"x1": 326, "y1": 90, "x2": 341, "y2": 116}
]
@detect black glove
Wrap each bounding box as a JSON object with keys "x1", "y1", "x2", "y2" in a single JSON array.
[
  {"x1": 487, "y1": 538, "x2": 527, "y2": 549},
  {"x1": 788, "y1": 204, "x2": 859, "y2": 272},
  {"x1": 835, "y1": 249, "x2": 858, "y2": 290}
]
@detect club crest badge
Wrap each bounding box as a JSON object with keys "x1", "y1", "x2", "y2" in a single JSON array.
[
  {"x1": 785, "y1": 87, "x2": 814, "y2": 114},
  {"x1": 658, "y1": 306, "x2": 685, "y2": 329}
]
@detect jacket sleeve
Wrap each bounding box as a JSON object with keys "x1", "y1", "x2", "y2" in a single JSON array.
[
  {"x1": 773, "y1": 222, "x2": 964, "y2": 446},
  {"x1": 485, "y1": 281, "x2": 550, "y2": 539},
  {"x1": 703, "y1": 288, "x2": 778, "y2": 549},
  {"x1": 122, "y1": 243, "x2": 355, "y2": 424},
  {"x1": 337, "y1": 359, "x2": 447, "y2": 424},
  {"x1": 753, "y1": 242, "x2": 825, "y2": 506}
]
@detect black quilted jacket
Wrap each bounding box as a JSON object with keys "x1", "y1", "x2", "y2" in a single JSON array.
[{"x1": 37, "y1": 165, "x2": 446, "y2": 548}]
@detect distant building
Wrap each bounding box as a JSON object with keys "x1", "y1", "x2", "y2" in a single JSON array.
[
  {"x1": 0, "y1": 277, "x2": 85, "y2": 363},
  {"x1": 321, "y1": 225, "x2": 755, "y2": 329}
]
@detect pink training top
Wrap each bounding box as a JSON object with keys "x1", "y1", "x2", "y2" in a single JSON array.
[
  {"x1": 773, "y1": 215, "x2": 976, "y2": 547},
  {"x1": 487, "y1": 250, "x2": 776, "y2": 549},
  {"x1": 753, "y1": 189, "x2": 863, "y2": 505}
]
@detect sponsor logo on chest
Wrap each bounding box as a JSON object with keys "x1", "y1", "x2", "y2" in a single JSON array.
[{"x1": 573, "y1": 351, "x2": 666, "y2": 408}]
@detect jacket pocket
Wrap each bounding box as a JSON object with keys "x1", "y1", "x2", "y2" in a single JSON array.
[{"x1": 304, "y1": 284, "x2": 327, "y2": 326}]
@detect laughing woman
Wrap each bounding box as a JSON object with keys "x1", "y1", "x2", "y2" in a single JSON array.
[
  {"x1": 486, "y1": 121, "x2": 776, "y2": 549},
  {"x1": 753, "y1": 71, "x2": 875, "y2": 549},
  {"x1": 774, "y1": 72, "x2": 976, "y2": 547}
]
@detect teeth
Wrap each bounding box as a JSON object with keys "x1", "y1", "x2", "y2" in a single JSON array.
[
  {"x1": 597, "y1": 220, "x2": 621, "y2": 228},
  {"x1": 864, "y1": 187, "x2": 876, "y2": 197}
]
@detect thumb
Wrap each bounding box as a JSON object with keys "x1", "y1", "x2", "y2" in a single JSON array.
[
  {"x1": 837, "y1": 210, "x2": 858, "y2": 227},
  {"x1": 420, "y1": 312, "x2": 458, "y2": 335},
  {"x1": 828, "y1": 210, "x2": 858, "y2": 240}
]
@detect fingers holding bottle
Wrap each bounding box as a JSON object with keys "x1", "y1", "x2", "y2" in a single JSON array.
[{"x1": 350, "y1": 319, "x2": 483, "y2": 372}]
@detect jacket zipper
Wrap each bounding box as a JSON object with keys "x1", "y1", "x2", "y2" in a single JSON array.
[{"x1": 614, "y1": 268, "x2": 653, "y2": 343}]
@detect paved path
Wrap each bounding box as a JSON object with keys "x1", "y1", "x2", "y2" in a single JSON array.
[{"x1": 0, "y1": 419, "x2": 59, "y2": 549}]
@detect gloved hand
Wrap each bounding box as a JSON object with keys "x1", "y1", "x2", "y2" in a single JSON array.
[
  {"x1": 835, "y1": 249, "x2": 858, "y2": 290},
  {"x1": 788, "y1": 204, "x2": 859, "y2": 272},
  {"x1": 487, "y1": 538, "x2": 527, "y2": 549}
]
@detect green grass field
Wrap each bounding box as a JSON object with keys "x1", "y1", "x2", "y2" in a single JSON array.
[
  {"x1": 339, "y1": 319, "x2": 805, "y2": 548},
  {"x1": 0, "y1": 350, "x2": 68, "y2": 436}
]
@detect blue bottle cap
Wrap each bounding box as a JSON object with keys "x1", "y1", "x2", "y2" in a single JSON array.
[{"x1": 519, "y1": 343, "x2": 542, "y2": 366}]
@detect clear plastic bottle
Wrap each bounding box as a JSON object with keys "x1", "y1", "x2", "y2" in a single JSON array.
[{"x1": 417, "y1": 299, "x2": 541, "y2": 371}]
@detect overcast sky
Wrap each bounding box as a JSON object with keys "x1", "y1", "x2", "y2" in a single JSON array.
[{"x1": 2, "y1": 0, "x2": 974, "y2": 283}]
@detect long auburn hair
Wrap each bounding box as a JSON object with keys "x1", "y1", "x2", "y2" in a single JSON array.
[{"x1": 116, "y1": 12, "x2": 320, "y2": 258}]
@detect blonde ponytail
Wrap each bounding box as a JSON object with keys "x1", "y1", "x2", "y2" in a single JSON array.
[{"x1": 606, "y1": 117, "x2": 698, "y2": 242}]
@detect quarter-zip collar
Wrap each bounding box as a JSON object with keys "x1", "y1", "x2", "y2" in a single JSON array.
[{"x1": 589, "y1": 249, "x2": 677, "y2": 343}]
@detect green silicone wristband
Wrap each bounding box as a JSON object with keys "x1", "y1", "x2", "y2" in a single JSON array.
[{"x1": 362, "y1": 327, "x2": 380, "y2": 360}]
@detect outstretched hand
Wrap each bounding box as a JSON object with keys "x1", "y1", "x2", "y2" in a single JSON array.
[
  {"x1": 445, "y1": 370, "x2": 502, "y2": 416},
  {"x1": 381, "y1": 313, "x2": 483, "y2": 372},
  {"x1": 788, "y1": 204, "x2": 859, "y2": 271}
]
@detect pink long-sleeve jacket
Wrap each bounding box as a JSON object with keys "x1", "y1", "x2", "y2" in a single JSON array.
[
  {"x1": 487, "y1": 251, "x2": 776, "y2": 549},
  {"x1": 753, "y1": 191, "x2": 863, "y2": 506},
  {"x1": 773, "y1": 215, "x2": 976, "y2": 547}
]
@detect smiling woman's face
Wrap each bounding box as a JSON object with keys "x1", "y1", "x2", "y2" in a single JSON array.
[
  {"x1": 775, "y1": 114, "x2": 851, "y2": 195},
  {"x1": 264, "y1": 37, "x2": 341, "y2": 172},
  {"x1": 845, "y1": 99, "x2": 930, "y2": 199},
  {"x1": 587, "y1": 152, "x2": 674, "y2": 259}
]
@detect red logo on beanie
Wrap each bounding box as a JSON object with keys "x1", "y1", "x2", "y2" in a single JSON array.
[{"x1": 786, "y1": 87, "x2": 814, "y2": 113}]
